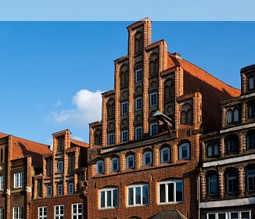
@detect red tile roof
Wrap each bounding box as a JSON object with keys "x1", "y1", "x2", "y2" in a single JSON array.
[{"x1": 71, "y1": 139, "x2": 89, "y2": 148}]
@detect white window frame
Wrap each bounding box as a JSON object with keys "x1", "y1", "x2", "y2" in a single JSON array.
[
  {"x1": 160, "y1": 147, "x2": 170, "y2": 163},
  {"x1": 54, "y1": 205, "x2": 64, "y2": 219},
  {"x1": 68, "y1": 182, "x2": 74, "y2": 194},
  {"x1": 126, "y1": 154, "x2": 135, "y2": 169},
  {"x1": 207, "y1": 211, "x2": 251, "y2": 219},
  {"x1": 14, "y1": 172, "x2": 24, "y2": 188},
  {"x1": 13, "y1": 207, "x2": 23, "y2": 219},
  {"x1": 0, "y1": 208, "x2": 4, "y2": 219},
  {"x1": 135, "y1": 97, "x2": 142, "y2": 111},
  {"x1": 108, "y1": 133, "x2": 115, "y2": 145},
  {"x1": 121, "y1": 102, "x2": 128, "y2": 115},
  {"x1": 47, "y1": 185, "x2": 52, "y2": 197},
  {"x1": 0, "y1": 176, "x2": 4, "y2": 191},
  {"x1": 158, "y1": 180, "x2": 183, "y2": 204},
  {"x1": 150, "y1": 92, "x2": 157, "y2": 106},
  {"x1": 38, "y1": 206, "x2": 47, "y2": 219},
  {"x1": 99, "y1": 187, "x2": 118, "y2": 209},
  {"x1": 135, "y1": 69, "x2": 142, "y2": 83},
  {"x1": 96, "y1": 160, "x2": 104, "y2": 174},
  {"x1": 121, "y1": 130, "x2": 128, "y2": 143},
  {"x1": 127, "y1": 184, "x2": 149, "y2": 206},
  {"x1": 135, "y1": 127, "x2": 142, "y2": 140},
  {"x1": 57, "y1": 160, "x2": 63, "y2": 172},
  {"x1": 72, "y1": 203, "x2": 82, "y2": 219},
  {"x1": 178, "y1": 143, "x2": 190, "y2": 160},
  {"x1": 150, "y1": 123, "x2": 158, "y2": 136},
  {"x1": 111, "y1": 157, "x2": 119, "y2": 172},
  {"x1": 57, "y1": 184, "x2": 63, "y2": 196},
  {"x1": 143, "y1": 151, "x2": 152, "y2": 166}
]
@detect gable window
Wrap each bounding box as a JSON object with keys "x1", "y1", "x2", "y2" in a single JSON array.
[
  {"x1": 135, "y1": 32, "x2": 143, "y2": 54},
  {"x1": 135, "y1": 69, "x2": 142, "y2": 83},
  {"x1": 207, "y1": 173, "x2": 218, "y2": 196},
  {"x1": 47, "y1": 185, "x2": 52, "y2": 197},
  {"x1": 143, "y1": 151, "x2": 152, "y2": 166},
  {"x1": 248, "y1": 75, "x2": 255, "y2": 90},
  {"x1": 0, "y1": 176, "x2": 4, "y2": 191},
  {"x1": 100, "y1": 187, "x2": 118, "y2": 209},
  {"x1": 57, "y1": 136, "x2": 64, "y2": 152},
  {"x1": 96, "y1": 160, "x2": 104, "y2": 174},
  {"x1": 149, "y1": 54, "x2": 159, "y2": 76},
  {"x1": 247, "y1": 169, "x2": 255, "y2": 192},
  {"x1": 135, "y1": 97, "x2": 142, "y2": 111},
  {"x1": 121, "y1": 130, "x2": 128, "y2": 143},
  {"x1": 107, "y1": 100, "x2": 115, "y2": 118},
  {"x1": 150, "y1": 123, "x2": 158, "y2": 136},
  {"x1": 14, "y1": 172, "x2": 24, "y2": 188},
  {"x1": 127, "y1": 184, "x2": 149, "y2": 206},
  {"x1": 38, "y1": 207, "x2": 47, "y2": 219},
  {"x1": 122, "y1": 102, "x2": 128, "y2": 115},
  {"x1": 68, "y1": 154, "x2": 75, "y2": 173},
  {"x1": 54, "y1": 205, "x2": 64, "y2": 219},
  {"x1": 178, "y1": 143, "x2": 190, "y2": 160},
  {"x1": 108, "y1": 133, "x2": 115, "y2": 145},
  {"x1": 247, "y1": 132, "x2": 255, "y2": 150},
  {"x1": 150, "y1": 92, "x2": 157, "y2": 107},
  {"x1": 225, "y1": 135, "x2": 239, "y2": 154},
  {"x1": 111, "y1": 157, "x2": 119, "y2": 172},
  {"x1": 181, "y1": 104, "x2": 192, "y2": 125},
  {"x1": 158, "y1": 180, "x2": 183, "y2": 204},
  {"x1": 160, "y1": 147, "x2": 170, "y2": 163},
  {"x1": 68, "y1": 182, "x2": 74, "y2": 194},
  {"x1": 207, "y1": 142, "x2": 219, "y2": 157},
  {"x1": 135, "y1": 127, "x2": 142, "y2": 140},
  {"x1": 57, "y1": 160, "x2": 63, "y2": 172},
  {"x1": 226, "y1": 169, "x2": 238, "y2": 195},
  {"x1": 72, "y1": 203, "x2": 82, "y2": 219},
  {"x1": 13, "y1": 207, "x2": 23, "y2": 219},
  {"x1": 249, "y1": 103, "x2": 255, "y2": 118},
  {"x1": 46, "y1": 158, "x2": 53, "y2": 176},
  {"x1": 126, "y1": 154, "x2": 135, "y2": 169},
  {"x1": 57, "y1": 184, "x2": 63, "y2": 196}
]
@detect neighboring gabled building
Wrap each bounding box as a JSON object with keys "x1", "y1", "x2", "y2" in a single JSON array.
[
  {"x1": 200, "y1": 65, "x2": 255, "y2": 219},
  {"x1": 87, "y1": 18, "x2": 240, "y2": 219},
  {"x1": 30, "y1": 129, "x2": 88, "y2": 219},
  {"x1": 0, "y1": 132, "x2": 51, "y2": 219}
]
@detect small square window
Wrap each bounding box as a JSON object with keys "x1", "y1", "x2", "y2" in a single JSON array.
[
  {"x1": 135, "y1": 69, "x2": 143, "y2": 83},
  {"x1": 150, "y1": 92, "x2": 157, "y2": 106},
  {"x1": 122, "y1": 102, "x2": 128, "y2": 115}
]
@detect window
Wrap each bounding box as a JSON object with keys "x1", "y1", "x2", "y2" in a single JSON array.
[
  {"x1": 207, "y1": 211, "x2": 251, "y2": 219},
  {"x1": 122, "y1": 130, "x2": 128, "y2": 143},
  {"x1": 68, "y1": 154, "x2": 75, "y2": 173},
  {"x1": 143, "y1": 151, "x2": 152, "y2": 166},
  {"x1": 54, "y1": 205, "x2": 64, "y2": 219},
  {"x1": 179, "y1": 143, "x2": 190, "y2": 160},
  {"x1": 158, "y1": 180, "x2": 183, "y2": 204},
  {"x1": 126, "y1": 154, "x2": 135, "y2": 169},
  {"x1": 181, "y1": 104, "x2": 193, "y2": 124},
  {"x1": 108, "y1": 133, "x2": 115, "y2": 145},
  {"x1": 160, "y1": 147, "x2": 170, "y2": 163},
  {"x1": 38, "y1": 207, "x2": 47, "y2": 219},
  {"x1": 72, "y1": 203, "x2": 82, "y2": 219},
  {"x1": 37, "y1": 180, "x2": 42, "y2": 197},
  {"x1": 127, "y1": 184, "x2": 149, "y2": 206},
  {"x1": 57, "y1": 136, "x2": 64, "y2": 152},
  {"x1": 233, "y1": 108, "x2": 239, "y2": 122},
  {"x1": 57, "y1": 160, "x2": 63, "y2": 172},
  {"x1": 96, "y1": 160, "x2": 104, "y2": 174},
  {"x1": 226, "y1": 136, "x2": 239, "y2": 154},
  {"x1": 135, "y1": 127, "x2": 142, "y2": 140},
  {"x1": 47, "y1": 185, "x2": 52, "y2": 197},
  {"x1": 150, "y1": 92, "x2": 157, "y2": 106},
  {"x1": 249, "y1": 103, "x2": 255, "y2": 118},
  {"x1": 111, "y1": 157, "x2": 119, "y2": 172},
  {"x1": 0, "y1": 176, "x2": 4, "y2": 191},
  {"x1": 14, "y1": 172, "x2": 24, "y2": 188},
  {"x1": 207, "y1": 142, "x2": 219, "y2": 157},
  {"x1": 135, "y1": 32, "x2": 143, "y2": 54},
  {"x1": 248, "y1": 75, "x2": 255, "y2": 90},
  {"x1": 247, "y1": 169, "x2": 255, "y2": 192},
  {"x1": 68, "y1": 182, "x2": 74, "y2": 194},
  {"x1": 207, "y1": 173, "x2": 218, "y2": 196},
  {"x1": 0, "y1": 208, "x2": 4, "y2": 219},
  {"x1": 227, "y1": 108, "x2": 240, "y2": 124},
  {"x1": 100, "y1": 188, "x2": 118, "y2": 209},
  {"x1": 122, "y1": 102, "x2": 128, "y2": 115},
  {"x1": 46, "y1": 158, "x2": 52, "y2": 176},
  {"x1": 227, "y1": 109, "x2": 233, "y2": 124},
  {"x1": 226, "y1": 170, "x2": 238, "y2": 195},
  {"x1": 135, "y1": 97, "x2": 142, "y2": 111},
  {"x1": 247, "y1": 132, "x2": 255, "y2": 150},
  {"x1": 150, "y1": 123, "x2": 158, "y2": 136},
  {"x1": 135, "y1": 69, "x2": 142, "y2": 83},
  {"x1": 13, "y1": 207, "x2": 23, "y2": 219},
  {"x1": 57, "y1": 184, "x2": 63, "y2": 196}
]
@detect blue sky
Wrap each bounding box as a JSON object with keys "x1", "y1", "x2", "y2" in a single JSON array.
[{"x1": 0, "y1": 21, "x2": 255, "y2": 145}]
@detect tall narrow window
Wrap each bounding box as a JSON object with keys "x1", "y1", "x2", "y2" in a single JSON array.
[
  {"x1": 160, "y1": 147, "x2": 170, "y2": 163},
  {"x1": 47, "y1": 185, "x2": 52, "y2": 197},
  {"x1": 46, "y1": 158, "x2": 53, "y2": 176},
  {"x1": 126, "y1": 154, "x2": 135, "y2": 169},
  {"x1": 249, "y1": 103, "x2": 255, "y2": 118},
  {"x1": 135, "y1": 127, "x2": 142, "y2": 140},
  {"x1": 135, "y1": 97, "x2": 142, "y2": 111},
  {"x1": 227, "y1": 109, "x2": 233, "y2": 124},
  {"x1": 247, "y1": 169, "x2": 255, "y2": 192},
  {"x1": 122, "y1": 102, "x2": 128, "y2": 115},
  {"x1": 248, "y1": 75, "x2": 255, "y2": 90},
  {"x1": 54, "y1": 205, "x2": 64, "y2": 219},
  {"x1": 57, "y1": 136, "x2": 64, "y2": 152},
  {"x1": 150, "y1": 92, "x2": 157, "y2": 106},
  {"x1": 96, "y1": 160, "x2": 104, "y2": 174},
  {"x1": 226, "y1": 170, "x2": 238, "y2": 195},
  {"x1": 108, "y1": 133, "x2": 115, "y2": 145},
  {"x1": 57, "y1": 184, "x2": 63, "y2": 196},
  {"x1": 0, "y1": 208, "x2": 4, "y2": 219},
  {"x1": 135, "y1": 69, "x2": 142, "y2": 83},
  {"x1": 13, "y1": 207, "x2": 23, "y2": 219},
  {"x1": 0, "y1": 176, "x2": 4, "y2": 191},
  {"x1": 57, "y1": 160, "x2": 63, "y2": 172},
  {"x1": 68, "y1": 154, "x2": 75, "y2": 173},
  {"x1": 150, "y1": 123, "x2": 158, "y2": 136},
  {"x1": 68, "y1": 182, "x2": 74, "y2": 194},
  {"x1": 121, "y1": 130, "x2": 128, "y2": 143},
  {"x1": 247, "y1": 132, "x2": 255, "y2": 150},
  {"x1": 111, "y1": 157, "x2": 119, "y2": 172},
  {"x1": 207, "y1": 173, "x2": 218, "y2": 196},
  {"x1": 233, "y1": 108, "x2": 239, "y2": 122},
  {"x1": 72, "y1": 203, "x2": 82, "y2": 219},
  {"x1": 225, "y1": 135, "x2": 239, "y2": 154},
  {"x1": 14, "y1": 172, "x2": 24, "y2": 188},
  {"x1": 179, "y1": 143, "x2": 190, "y2": 160},
  {"x1": 143, "y1": 151, "x2": 152, "y2": 166}
]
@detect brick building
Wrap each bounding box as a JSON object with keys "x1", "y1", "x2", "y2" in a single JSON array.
[
  {"x1": 87, "y1": 18, "x2": 240, "y2": 219},
  {"x1": 0, "y1": 132, "x2": 51, "y2": 219},
  {"x1": 31, "y1": 129, "x2": 88, "y2": 219},
  {"x1": 200, "y1": 65, "x2": 255, "y2": 219}
]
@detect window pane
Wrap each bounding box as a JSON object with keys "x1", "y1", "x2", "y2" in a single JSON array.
[
  {"x1": 208, "y1": 214, "x2": 216, "y2": 219},
  {"x1": 159, "y1": 184, "x2": 166, "y2": 202},
  {"x1": 128, "y1": 188, "x2": 134, "y2": 205},
  {"x1": 230, "y1": 212, "x2": 238, "y2": 219},
  {"x1": 107, "y1": 191, "x2": 111, "y2": 207},
  {"x1": 218, "y1": 213, "x2": 226, "y2": 219},
  {"x1": 143, "y1": 185, "x2": 149, "y2": 205},
  {"x1": 100, "y1": 191, "x2": 105, "y2": 208},
  {"x1": 135, "y1": 187, "x2": 141, "y2": 204},
  {"x1": 176, "y1": 181, "x2": 183, "y2": 202},
  {"x1": 113, "y1": 189, "x2": 118, "y2": 207}
]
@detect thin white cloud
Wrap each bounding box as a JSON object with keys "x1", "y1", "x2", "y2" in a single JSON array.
[
  {"x1": 72, "y1": 136, "x2": 84, "y2": 142},
  {"x1": 47, "y1": 89, "x2": 102, "y2": 126},
  {"x1": 53, "y1": 99, "x2": 62, "y2": 108}
]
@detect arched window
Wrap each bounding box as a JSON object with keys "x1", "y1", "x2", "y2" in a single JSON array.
[
  {"x1": 111, "y1": 157, "x2": 119, "y2": 172},
  {"x1": 207, "y1": 142, "x2": 219, "y2": 157},
  {"x1": 225, "y1": 169, "x2": 239, "y2": 195},
  {"x1": 233, "y1": 108, "x2": 239, "y2": 123},
  {"x1": 225, "y1": 135, "x2": 239, "y2": 154},
  {"x1": 160, "y1": 147, "x2": 170, "y2": 163},
  {"x1": 178, "y1": 142, "x2": 190, "y2": 160},
  {"x1": 143, "y1": 151, "x2": 152, "y2": 166},
  {"x1": 247, "y1": 168, "x2": 255, "y2": 192},
  {"x1": 135, "y1": 32, "x2": 143, "y2": 54},
  {"x1": 149, "y1": 54, "x2": 159, "y2": 76},
  {"x1": 248, "y1": 75, "x2": 255, "y2": 90},
  {"x1": 180, "y1": 104, "x2": 192, "y2": 125},
  {"x1": 126, "y1": 154, "x2": 135, "y2": 169},
  {"x1": 247, "y1": 131, "x2": 255, "y2": 150},
  {"x1": 107, "y1": 99, "x2": 115, "y2": 118},
  {"x1": 96, "y1": 160, "x2": 104, "y2": 174},
  {"x1": 94, "y1": 130, "x2": 102, "y2": 146},
  {"x1": 207, "y1": 172, "x2": 218, "y2": 196},
  {"x1": 227, "y1": 109, "x2": 233, "y2": 124}
]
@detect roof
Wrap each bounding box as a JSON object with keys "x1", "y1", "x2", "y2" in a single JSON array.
[
  {"x1": 0, "y1": 132, "x2": 51, "y2": 167},
  {"x1": 70, "y1": 139, "x2": 89, "y2": 148},
  {"x1": 150, "y1": 210, "x2": 187, "y2": 219}
]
